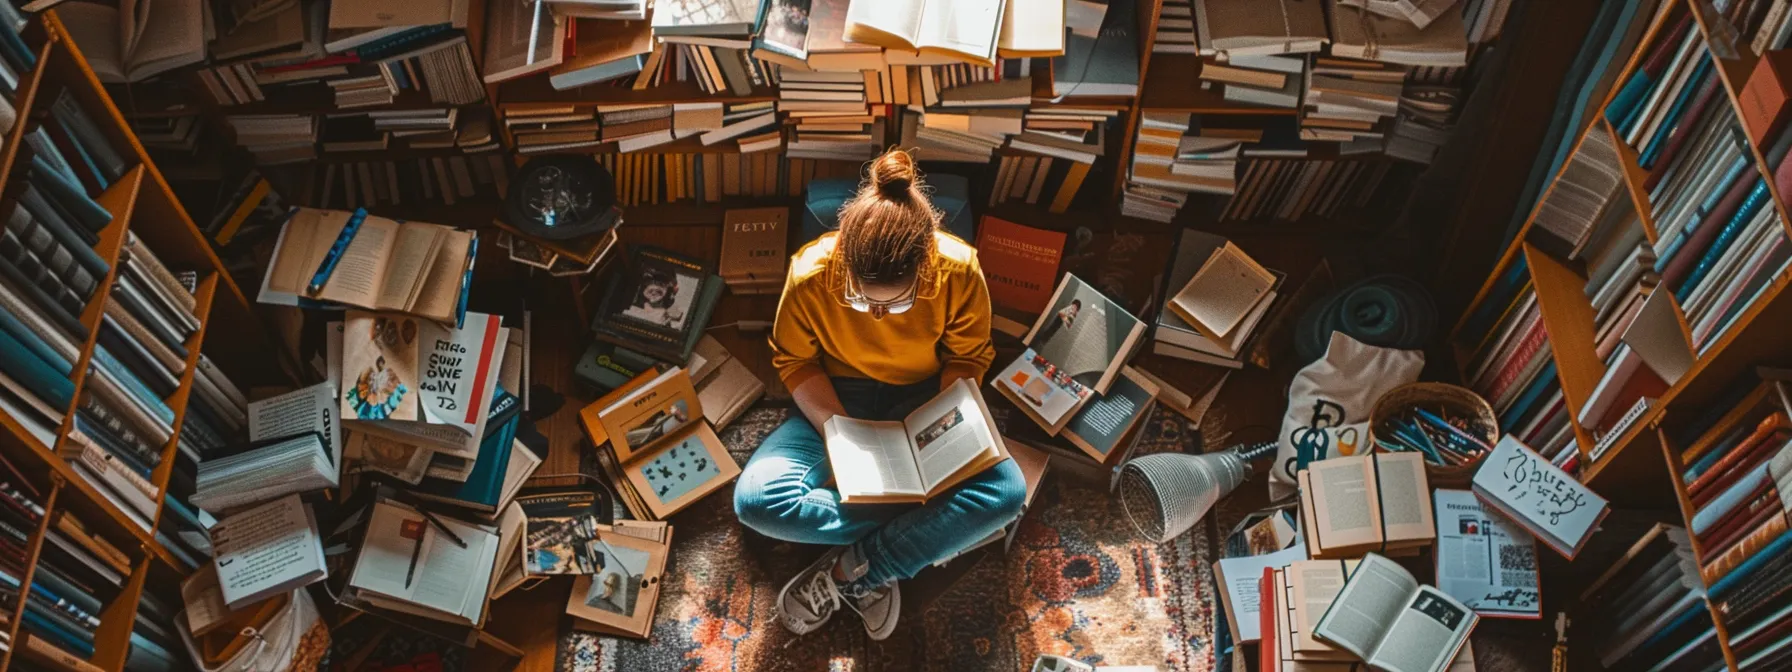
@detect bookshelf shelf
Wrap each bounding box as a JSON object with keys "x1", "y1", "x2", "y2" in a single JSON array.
[
  {"x1": 0, "y1": 476, "x2": 59, "y2": 672},
  {"x1": 499, "y1": 76, "x2": 777, "y2": 106},
  {"x1": 0, "y1": 11, "x2": 304, "y2": 670},
  {"x1": 1658, "y1": 425, "x2": 1744, "y2": 671}
]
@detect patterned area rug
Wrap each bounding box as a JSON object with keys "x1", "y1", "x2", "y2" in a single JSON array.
[{"x1": 556, "y1": 405, "x2": 1222, "y2": 672}]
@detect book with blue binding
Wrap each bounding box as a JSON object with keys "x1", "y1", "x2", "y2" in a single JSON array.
[
  {"x1": 412, "y1": 413, "x2": 538, "y2": 514},
  {"x1": 27, "y1": 155, "x2": 113, "y2": 234},
  {"x1": 259, "y1": 207, "x2": 477, "y2": 323},
  {"x1": 1677, "y1": 180, "x2": 1773, "y2": 302},
  {"x1": 0, "y1": 319, "x2": 75, "y2": 411}
]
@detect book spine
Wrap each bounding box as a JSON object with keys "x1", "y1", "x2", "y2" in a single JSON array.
[
  {"x1": 1678, "y1": 181, "x2": 1772, "y2": 301},
  {"x1": 90, "y1": 347, "x2": 174, "y2": 425},
  {"x1": 52, "y1": 514, "x2": 130, "y2": 574},
  {"x1": 1691, "y1": 464, "x2": 1773, "y2": 533},
  {"x1": 1705, "y1": 514, "x2": 1791, "y2": 586},
  {"x1": 68, "y1": 434, "x2": 156, "y2": 504},
  {"x1": 18, "y1": 632, "x2": 105, "y2": 672},
  {"x1": 0, "y1": 320, "x2": 74, "y2": 410}
]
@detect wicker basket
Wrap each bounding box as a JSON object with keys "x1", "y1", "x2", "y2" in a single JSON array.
[{"x1": 1368, "y1": 382, "x2": 1499, "y2": 488}]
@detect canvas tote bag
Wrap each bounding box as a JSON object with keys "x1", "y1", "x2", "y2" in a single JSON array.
[
  {"x1": 178, "y1": 588, "x2": 330, "y2": 672},
  {"x1": 1270, "y1": 332, "x2": 1424, "y2": 498}
]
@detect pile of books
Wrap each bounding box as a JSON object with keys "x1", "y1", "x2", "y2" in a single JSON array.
[
  {"x1": 193, "y1": 0, "x2": 485, "y2": 107},
  {"x1": 1576, "y1": 524, "x2": 1719, "y2": 669},
  {"x1": 1203, "y1": 54, "x2": 1307, "y2": 110},
  {"x1": 1302, "y1": 58, "x2": 1406, "y2": 144},
  {"x1": 320, "y1": 108, "x2": 500, "y2": 154},
  {"x1": 1153, "y1": 0, "x2": 1197, "y2": 53},
  {"x1": 1123, "y1": 113, "x2": 1218, "y2": 223},
  {"x1": 225, "y1": 114, "x2": 319, "y2": 165},
  {"x1": 987, "y1": 107, "x2": 1116, "y2": 213},
  {"x1": 1153, "y1": 230, "x2": 1283, "y2": 368},
  {"x1": 1457, "y1": 259, "x2": 1579, "y2": 471},
  {"x1": 588, "y1": 246, "x2": 724, "y2": 364}
]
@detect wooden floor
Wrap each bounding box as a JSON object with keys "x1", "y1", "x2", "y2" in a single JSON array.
[{"x1": 455, "y1": 212, "x2": 1342, "y2": 671}]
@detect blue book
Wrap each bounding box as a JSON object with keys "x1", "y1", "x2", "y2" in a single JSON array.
[
  {"x1": 29, "y1": 566, "x2": 103, "y2": 616},
  {"x1": 1713, "y1": 526, "x2": 1792, "y2": 599},
  {"x1": 1606, "y1": 72, "x2": 1655, "y2": 133},
  {"x1": 1640, "y1": 61, "x2": 1714, "y2": 167},
  {"x1": 50, "y1": 116, "x2": 109, "y2": 192},
  {"x1": 29, "y1": 156, "x2": 113, "y2": 233},
  {"x1": 1695, "y1": 150, "x2": 1751, "y2": 219},
  {"x1": 1463, "y1": 257, "x2": 1531, "y2": 336},
  {"x1": 125, "y1": 631, "x2": 177, "y2": 672},
  {"x1": 91, "y1": 346, "x2": 175, "y2": 426},
  {"x1": 0, "y1": 301, "x2": 69, "y2": 376},
  {"x1": 1499, "y1": 361, "x2": 1559, "y2": 430},
  {"x1": 20, "y1": 605, "x2": 95, "y2": 659},
  {"x1": 414, "y1": 396, "x2": 520, "y2": 511},
  {"x1": 0, "y1": 21, "x2": 35, "y2": 72},
  {"x1": 16, "y1": 186, "x2": 108, "y2": 278},
  {"x1": 1677, "y1": 181, "x2": 1772, "y2": 301},
  {"x1": 0, "y1": 322, "x2": 73, "y2": 410}
]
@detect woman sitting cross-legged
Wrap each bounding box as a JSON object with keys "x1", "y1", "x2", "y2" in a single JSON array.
[{"x1": 733, "y1": 148, "x2": 1026, "y2": 640}]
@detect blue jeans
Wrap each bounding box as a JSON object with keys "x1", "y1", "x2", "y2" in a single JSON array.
[{"x1": 734, "y1": 376, "x2": 1027, "y2": 591}]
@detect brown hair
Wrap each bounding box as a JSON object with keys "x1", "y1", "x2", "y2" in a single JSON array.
[{"x1": 836, "y1": 148, "x2": 939, "y2": 285}]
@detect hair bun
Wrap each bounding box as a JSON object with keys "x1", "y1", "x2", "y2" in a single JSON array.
[{"x1": 870, "y1": 149, "x2": 918, "y2": 199}]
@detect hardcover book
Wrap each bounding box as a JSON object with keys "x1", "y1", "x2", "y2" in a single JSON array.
[
  {"x1": 209, "y1": 494, "x2": 326, "y2": 611},
  {"x1": 1473, "y1": 436, "x2": 1611, "y2": 559},
  {"x1": 591, "y1": 246, "x2": 723, "y2": 363},
  {"x1": 974, "y1": 215, "x2": 1065, "y2": 316},
  {"x1": 565, "y1": 520, "x2": 672, "y2": 639},
  {"x1": 718, "y1": 207, "x2": 789, "y2": 285},
  {"x1": 589, "y1": 369, "x2": 740, "y2": 520},
  {"x1": 338, "y1": 311, "x2": 509, "y2": 458}
]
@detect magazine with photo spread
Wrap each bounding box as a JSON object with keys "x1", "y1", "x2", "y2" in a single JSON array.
[{"x1": 993, "y1": 274, "x2": 1145, "y2": 433}]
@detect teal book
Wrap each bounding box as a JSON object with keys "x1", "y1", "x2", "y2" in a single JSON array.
[
  {"x1": 20, "y1": 605, "x2": 95, "y2": 658},
  {"x1": 91, "y1": 345, "x2": 175, "y2": 425},
  {"x1": 1676, "y1": 180, "x2": 1771, "y2": 302},
  {"x1": 29, "y1": 156, "x2": 113, "y2": 234},
  {"x1": 0, "y1": 299, "x2": 69, "y2": 375},
  {"x1": 0, "y1": 320, "x2": 74, "y2": 410},
  {"x1": 414, "y1": 413, "x2": 520, "y2": 512},
  {"x1": 1498, "y1": 361, "x2": 1559, "y2": 430}
]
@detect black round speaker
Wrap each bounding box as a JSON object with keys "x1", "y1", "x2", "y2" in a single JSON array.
[{"x1": 503, "y1": 155, "x2": 621, "y2": 240}]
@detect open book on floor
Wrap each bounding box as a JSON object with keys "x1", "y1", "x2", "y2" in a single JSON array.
[
  {"x1": 259, "y1": 207, "x2": 476, "y2": 323},
  {"x1": 1299, "y1": 452, "x2": 1435, "y2": 559},
  {"x1": 825, "y1": 378, "x2": 1008, "y2": 504},
  {"x1": 590, "y1": 367, "x2": 740, "y2": 520},
  {"x1": 346, "y1": 497, "x2": 515, "y2": 628},
  {"x1": 1313, "y1": 553, "x2": 1479, "y2": 672},
  {"x1": 993, "y1": 273, "x2": 1146, "y2": 434}
]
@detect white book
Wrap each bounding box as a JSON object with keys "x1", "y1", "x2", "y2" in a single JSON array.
[
  {"x1": 1472, "y1": 436, "x2": 1610, "y2": 558},
  {"x1": 1312, "y1": 553, "x2": 1478, "y2": 672},
  {"x1": 211, "y1": 494, "x2": 327, "y2": 611},
  {"x1": 825, "y1": 379, "x2": 1006, "y2": 503},
  {"x1": 1431, "y1": 489, "x2": 1539, "y2": 618},
  {"x1": 350, "y1": 499, "x2": 500, "y2": 626}
]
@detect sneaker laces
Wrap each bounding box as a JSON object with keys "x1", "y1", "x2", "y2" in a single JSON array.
[{"x1": 794, "y1": 570, "x2": 841, "y2": 623}]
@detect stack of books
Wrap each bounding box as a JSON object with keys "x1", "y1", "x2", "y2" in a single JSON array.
[
  {"x1": 1458, "y1": 258, "x2": 1579, "y2": 471},
  {"x1": 546, "y1": 0, "x2": 650, "y2": 21},
  {"x1": 1153, "y1": 230, "x2": 1283, "y2": 368},
  {"x1": 1302, "y1": 58, "x2": 1407, "y2": 143},
  {"x1": 906, "y1": 109, "x2": 1023, "y2": 163},
  {"x1": 1123, "y1": 113, "x2": 1238, "y2": 222},
  {"x1": 1576, "y1": 524, "x2": 1719, "y2": 669},
  {"x1": 1153, "y1": 0, "x2": 1197, "y2": 53},
  {"x1": 549, "y1": 19, "x2": 654, "y2": 90},
  {"x1": 224, "y1": 114, "x2": 319, "y2": 165},
  {"x1": 986, "y1": 107, "x2": 1116, "y2": 213},
  {"x1": 1203, "y1": 54, "x2": 1306, "y2": 110}
]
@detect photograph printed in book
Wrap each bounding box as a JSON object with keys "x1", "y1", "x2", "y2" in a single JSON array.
[
  {"x1": 598, "y1": 247, "x2": 714, "y2": 348},
  {"x1": 520, "y1": 489, "x2": 607, "y2": 575},
  {"x1": 585, "y1": 538, "x2": 651, "y2": 617}
]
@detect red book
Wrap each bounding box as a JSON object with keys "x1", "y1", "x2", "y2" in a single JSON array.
[
  {"x1": 1259, "y1": 568, "x2": 1277, "y2": 672},
  {"x1": 1482, "y1": 322, "x2": 1548, "y2": 404},
  {"x1": 1691, "y1": 429, "x2": 1790, "y2": 509},
  {"x1": 974, "y1": 216, "x2": 1066, "y2": 315},
  {"x1": 1703, "y1": 488, "x2": 1780, "y2": 559},
  {"x1": 1689, "y1": 413, "x2": 1791, "y2": 500},
  {"x1": 1664, "y1": 170, "x2": 1758, "y2": 291},
  {"x1": 1645, "y1": 75, "x2": 1723, "y2": 189},
  {"x1": 1642, "y1": 16, "x2": 1695, "y2": 77}
]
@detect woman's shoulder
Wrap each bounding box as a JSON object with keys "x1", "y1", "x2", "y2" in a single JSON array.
[
  {"x1": 787, "y1": 233, "x2": 840, "y2": 288},
  {"x1": 933, "y1": 230, "x2": 979, "y2": 272}
]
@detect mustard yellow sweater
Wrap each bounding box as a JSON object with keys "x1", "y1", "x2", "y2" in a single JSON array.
[{"x1": 770, "y1": 231, "x2": 994, "y2": 390}]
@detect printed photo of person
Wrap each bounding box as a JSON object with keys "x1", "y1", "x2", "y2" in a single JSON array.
[
  {"x1": 1033, "y1": 299, "x2": 1080, "y2": 346},
  {"x1": 620, "y1": 267, "x2": 697, "y2": 330},
  {"x1": 585, "y1": 539, "x2": 651, "y2": 617}
]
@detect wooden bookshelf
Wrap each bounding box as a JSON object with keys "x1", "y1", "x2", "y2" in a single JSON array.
[
  {"x1": 1445, "y1": 0, "x2": 1792, "y2": 506},
  {"x1": 0, "y1": 11, "x2": 296, "y2": 671}
]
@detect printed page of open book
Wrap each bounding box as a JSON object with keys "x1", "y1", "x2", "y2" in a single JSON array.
[
  {"x1": 903, "y1": 380, "x2": 998, "y2": 491},
  {"x1": 826, "y1": 418, "x2": 925, "y2": 497}
]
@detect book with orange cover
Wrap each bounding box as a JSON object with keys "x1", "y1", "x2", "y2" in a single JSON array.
[
  {"x1": 1703, "y1": 513, "x2": 1788, "y2": 585},
  {"x1": 1688, "y1": 412, "x2": 1791, "y2": 500},
  {"x1": 975, "y1": 215, "x2": 1065, "y2": 315},
  {"x1": 1260, "y1": 567, "x2": 1278, "y2": 672}
]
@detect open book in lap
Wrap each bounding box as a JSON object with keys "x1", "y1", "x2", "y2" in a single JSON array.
[
  {"x1": 1314, "y1": 554, "x2": 1479, "y2": 672},
  {"x1": 824, "y1": 378, "x2": 1009, "y2": 504}
]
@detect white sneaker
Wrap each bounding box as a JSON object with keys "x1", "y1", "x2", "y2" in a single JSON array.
[
  {"x1": 775, "y1": 549, "x2": 844, "y2": 636},
  {"x1": 845, "y1": 580, "x2": 900, "y2": 641}
]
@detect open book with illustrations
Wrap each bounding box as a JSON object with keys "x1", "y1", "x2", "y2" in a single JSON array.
[
  {"x1": 260, "y1": 207, "x2": 477, "y2": 323},
  {"x1": 338, "y1": 311, "x2": 508, "y2": 459},
  {"x1": 1314, "y1": 554, "x2": 1479, "y2": 672},
  {"x1": 993, "y1": 273, "x2": 1147, "y2": 434},
  {"x1": 591, "y1": 368, "x2": 740, "y2": 520},
  {"x1": 825, "y1": 378, "x2": 1009, "y2": 504}
]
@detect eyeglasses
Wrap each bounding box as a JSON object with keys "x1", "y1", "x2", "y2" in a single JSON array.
[{"x1": 844, "y1": 275, "x2": 917, "y2": 315}]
